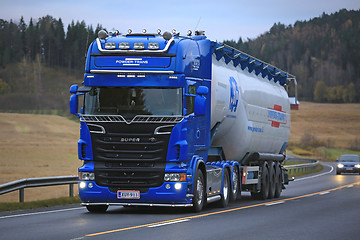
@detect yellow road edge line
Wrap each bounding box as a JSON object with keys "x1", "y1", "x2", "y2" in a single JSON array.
[{"x1": 86, "y1": 181, "x2": 360, "y2": 237}]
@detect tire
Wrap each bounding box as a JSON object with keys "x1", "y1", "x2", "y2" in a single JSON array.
[
  {"x1": 86, "y1": 205, "x2": 108, "y2": 213},
  {"x1": 252, "y1": 161, "x2": 270, "y2": 200},
  {"x1": 230, "y1": 166, "x2": 240, "y2": 202},
  {"x1": 274, "y1": 162, "x2": 282, "y2": 198},
  {"x1": 268, "y1": 161, "x2": 276, "y2": 199},
  {"x1": 192, "y1": 170, "x2": 205, "y2": 212},
  {"x1": 218, "y1": 169, "x2": 230, "y2": 208}
]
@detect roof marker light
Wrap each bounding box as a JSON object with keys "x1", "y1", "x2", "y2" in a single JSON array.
[
  {"x1": 172, "y1": 29, "x2": 177, "y2": 34},
  {"x1": 187, "y1": 30, "x2": 192, "y2": 36},
  {"x1": 157, "y1": 29, "x2": 161, "y2": 34},
  {"x1": 128, "y1": 29, "x2": 132, "y2": 34},
  {"x1": 142, "y1": 29, "x2": 147, "y2": 33}
]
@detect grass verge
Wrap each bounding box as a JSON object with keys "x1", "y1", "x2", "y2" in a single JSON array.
[
  {"x1": 0, "y1": 196, "x2": 81, "y2": 213},
  {"x1": 287, "y1": 164, "x2": 324, "y2": 178}
]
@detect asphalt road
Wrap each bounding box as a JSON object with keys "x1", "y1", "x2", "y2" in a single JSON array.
[{"x1": 1, "y1": 162, "x2": 359, "y2": 240}]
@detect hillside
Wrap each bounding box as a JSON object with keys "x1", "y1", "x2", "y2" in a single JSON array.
[{"x1": 224, "y1": 9, "x2": 360, "y2": 103}]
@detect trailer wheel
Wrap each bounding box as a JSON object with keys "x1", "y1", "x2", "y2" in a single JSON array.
[
  {"x1": 274, "y1": 162, "x2": 282, "y2": 198},
  {"x1": 230, "y1": 166, "x2": 240, "y2": 201},
  {"x1": 218, "y1": 169, "x2": 230, "y2": 208},
  {"x1": 192, "y1": 170, "x2": 205, "y2": 212},
  {"x1": 86, "y1": 205, "x2": 108, "y2": 213},
  {"x1": 268, "y1": 161, "x2": 276, "y2": 199},
  {"x1": 251, "y1": 161, "x2": 269, "y2": 200}
]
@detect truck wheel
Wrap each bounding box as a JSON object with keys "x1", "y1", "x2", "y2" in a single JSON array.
[
  {"x1": 218, "y1": 169, "x2": 230, "y2": 208},
  {"x1": 268, "y1": 161, "x2": 276, "y2": 199},
  {"x1": 86, "y1": 205, "x2": 108, "y2": 213},
  {"x1": 252, "y1": 161, "x2": 270, "y2": 200},
  {"x1": 192, "y1": 170, "x2": 205, "y2": 212},
  {"x1": 274, "y1": 162, "x2": 282, "y2": 198},
  {"x1": 230, "y1": 166, "x2": 240, "y2": 201}
]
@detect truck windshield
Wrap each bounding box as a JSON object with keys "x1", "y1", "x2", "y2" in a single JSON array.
[{"x1": 84, "y1": 87, "x2": 182, "y2": 118}]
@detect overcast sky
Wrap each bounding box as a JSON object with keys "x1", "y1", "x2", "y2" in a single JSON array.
[{"x1": 1, "y1": 0, "x2": 359, "y2": 42}]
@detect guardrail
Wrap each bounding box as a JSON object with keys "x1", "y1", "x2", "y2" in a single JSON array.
[
  {"x1": 0, "y1": 158, "x2": 319, "y2": 203},
  {"x1": 284, "y1": 158, "x2": 319, "y2": 175},
  {"x1": 0, "y1": 176, "x2": 77, "y2": 203}
]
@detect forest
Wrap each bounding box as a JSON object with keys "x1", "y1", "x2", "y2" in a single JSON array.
[
  {"x1": 224, "y1": 9, "x2": 360, "y2": 103},
  {"x1": 0, "y1": 9, "x2": 359, "y2": 113}
]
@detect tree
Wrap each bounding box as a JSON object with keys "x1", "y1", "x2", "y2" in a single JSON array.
[{"x1": 314, "y1": 81, "x2": 327, "y2": 102}]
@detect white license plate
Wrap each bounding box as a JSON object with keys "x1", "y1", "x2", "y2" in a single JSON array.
[{"x1": 117, "y1": 190, "x2": 140, "y2": 199}]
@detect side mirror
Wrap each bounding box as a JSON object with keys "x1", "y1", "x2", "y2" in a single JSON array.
[
  {"x1": 194, "y1": 86, "x2": 208, "y2": 116},
  {"x1": 70, "y1": 94, "x2": 79, "y2": 116},
  {"x1": 70, "y1": 84, "x2": 78, "y2": 94}
]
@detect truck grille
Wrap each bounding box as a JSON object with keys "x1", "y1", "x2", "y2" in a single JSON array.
[{"x1": 89, "y1": 122, "x2": 173, "y2": 189}]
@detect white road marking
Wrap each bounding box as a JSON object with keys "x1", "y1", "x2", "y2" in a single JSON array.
[
  {"x1": 319, "y1": 191, "x2": 330, "y2": 195},
  {"x1": 0, "y1": 207, "x2": 84, "y2": 220},
  {"x1": 148, "y1": 219, "x2": 190, "y2": 228},
  {"x1": 347, "y1": 185, "x2": 354, "y2": 188},
  {"x1": 265, "y1": 201, "x2": 285, "y2": 206},
  {"x1": 294, "y1": 163, "x2": 334, "y2": 182}
]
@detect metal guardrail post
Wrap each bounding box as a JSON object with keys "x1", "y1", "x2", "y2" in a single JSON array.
[
  {"x1": 69, "y1": 184, "x2": 74, "y2": 197},
  {"x1": 19, "y1": 188, "x2": 24, "y2": 203}
]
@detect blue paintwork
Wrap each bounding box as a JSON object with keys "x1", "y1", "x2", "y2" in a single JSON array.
[{"x1": 73, "y1": 32, "x2": 285, "y2": 206}]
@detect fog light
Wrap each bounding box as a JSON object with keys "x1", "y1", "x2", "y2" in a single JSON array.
[
  {"x1": 88, "y1": 182, "x2": 93, "y2": 188},
  {"x1": 165, "y1": 184, "x2": 171, "y2": 189},
  {"x1": 79, "y1": 182, "x2": 86, "y2": 189},
  {"x1": 175, "y1": 183, "x2": 182, "y2": 190}
]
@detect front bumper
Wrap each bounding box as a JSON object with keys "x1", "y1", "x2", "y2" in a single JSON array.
[
  {"x1": 337, "y1": 167, "x2": 360, "y2": 173},
  {"x1": 78, "y1": 181, "x2": 193, "y2": 207}
]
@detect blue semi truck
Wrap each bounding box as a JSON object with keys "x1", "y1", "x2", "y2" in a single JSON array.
[{"x1": 70, "y1": 29, "x2": 296, "y2": 212}]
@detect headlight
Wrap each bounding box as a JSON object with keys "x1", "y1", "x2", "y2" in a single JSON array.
[
  {"x1": 119, "y1": 42, "x2": 130, "y2": 49},
  {"x1": 105, "y1": 42, "x2": 116, "y2": 49},
  {"x1": 148, "y1": 42, "x2": 159, "y2": 50},
  {"x1": 337, "y1": 163, "x2": 344, "y2": 168},
  {"x1": 79, "y1": 172, "x2": 95, "y2": 181},
  {"x1": 355, "y1": 164, "x2": 360, "y2": 168},
  {"x1": 133, "y1": 42, "x2": 145, "y2": 49},
  {"x1": 164, "y1": 173, "x2": 186, "y2": 182}
]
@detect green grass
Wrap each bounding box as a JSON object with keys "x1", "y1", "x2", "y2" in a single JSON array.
[{"x1": 0, "y1": 196, "x2": 81, "y2": 213}]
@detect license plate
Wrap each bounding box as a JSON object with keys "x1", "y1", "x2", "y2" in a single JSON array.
[
  {"x1": 117, "y1": 190, "x2": 140, "y2": 199},
  {"x1": 345, "y1": 168, "x2": 353, "y2": 171}
]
